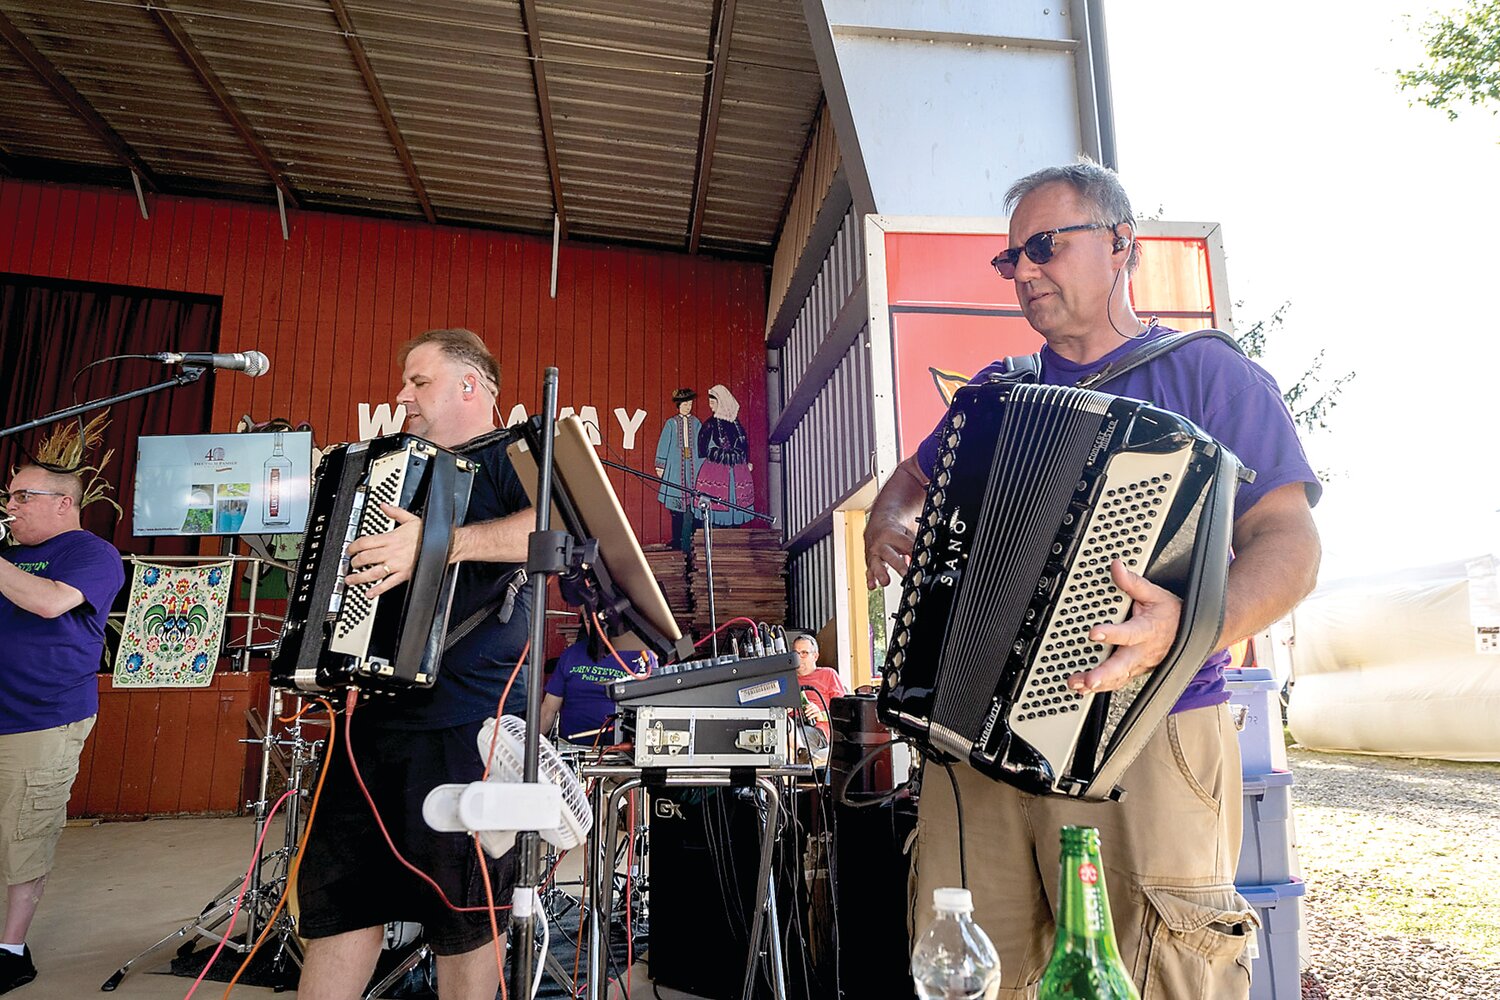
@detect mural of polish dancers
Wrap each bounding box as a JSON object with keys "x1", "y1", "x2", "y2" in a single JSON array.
[
  {"x1": 654, "y1": 387, "x2": 703, "y2": 551},
  {"x1": 694, "y1": 383, "x2": 754, "y2": 527}
]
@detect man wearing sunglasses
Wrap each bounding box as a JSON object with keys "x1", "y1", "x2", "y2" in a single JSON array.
[
  {"x1": 864, "y1": 161, "x2": 1321, "y2": 998},
  {"x1": 0, "y1": 464, "x2": 125, "y2": 995}
]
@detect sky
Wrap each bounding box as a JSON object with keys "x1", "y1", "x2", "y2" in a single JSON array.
[{"x1": 1103, "y1": 0, "x2": 1500, "y2": 583}]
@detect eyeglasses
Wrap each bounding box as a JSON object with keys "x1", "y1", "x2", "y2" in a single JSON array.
[
  {"x1": 2, "y1": 489, "x2": 66, "y2": 505},
  {"x1": 990, "y1": 223, "x2": 1108, "y2": 279}
]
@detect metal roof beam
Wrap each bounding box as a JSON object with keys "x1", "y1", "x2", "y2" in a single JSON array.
[
  {"x1": 327, "y1": 0, "x2": 436, "y2": 223},
  {"x1": 148, "y1": 2, "x2": 300, "y2": 210},
  {"x1": 518, "y1": 0, "x2": 567, "y2": 237},
  {"x1": 687, "y1": 0, "x2": 736, "y2": 254},
  {"x1": 0, "y1": 10, "x2": 160, "y2": 191}
]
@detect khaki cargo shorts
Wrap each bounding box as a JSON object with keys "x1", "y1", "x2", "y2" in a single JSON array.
[{"x1": 0, "y1": 716, "x2": 95, "y2": 884}]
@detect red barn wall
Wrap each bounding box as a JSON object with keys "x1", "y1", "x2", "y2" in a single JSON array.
[
  {"x1": 0, "y1": 177, "x2": 770, "y2": 546},
  {"x1": 2, "y1": 177, "x2": 769, "y2": 818}
]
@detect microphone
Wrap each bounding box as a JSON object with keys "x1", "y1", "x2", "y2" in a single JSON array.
[{"x1": 151, "y1": 350, "x2": 270, "y2": 377}]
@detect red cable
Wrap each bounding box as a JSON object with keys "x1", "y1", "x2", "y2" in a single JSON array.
[
  {"x1": 181, "y1": 788, "x2": 296, "y2": 1000},
  {"x1": 342, "y1": 689, "x2": 511, "y2": 915},
  {"x1": 590, "y1": 610, "x2": 652, "y2": 679},
  {"x1": 220, "y1": 696, "x2": 338, "y2": 998},
  {"x1": 693, "y1": 615, "x2": 758, "y2": 648}
]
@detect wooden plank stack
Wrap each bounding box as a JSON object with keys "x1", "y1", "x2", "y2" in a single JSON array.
[
  {"x1": 641, "y1": 544, "x2": 693, "y2": 636},
  {"x1": 688, "y1": 527, "x2": 788, "y2": 635}
]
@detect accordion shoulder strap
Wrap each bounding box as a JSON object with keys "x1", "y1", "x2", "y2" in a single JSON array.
[{"x1": 1003, "y1": 328, "x2": 1245, "y2": 390}]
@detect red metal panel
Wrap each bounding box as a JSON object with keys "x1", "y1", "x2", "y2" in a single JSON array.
[
  {"x1": 146, "y1": 690, "x2": 192, "y2": 815},
  {"x1": 2, "y1": 178, "x2": 771, "y2": 538},
  {"x1": 207, "y1": 676, "x2": 253, "y2": 813},
  {"x1": 75, "y1": 681, "x2": 128, "y2": 817},
  {"x1": 114, "y1": 692, "x2": 159, "y2": 816},
  {"x1": 0, "y1": 180, "x2": 21, "y2": 272},
  {"x1": 175, "y1": 687, "x2": 221, "y2": 813},
  {"x1": 143, "y1": 197, "x2": 172, "y2": 291},
  {"x1": 31, "y1": 185, "x2": 63, "y2": 276},
  {"x1": 65, "y1": 187, "x2": 97, "y2": 280},
  {"x1": 10, "y1": 184, "x2": 42, "y2": 276},
  {"x1": 166, "y1": 197, "x2": 194, "y2": 290}
]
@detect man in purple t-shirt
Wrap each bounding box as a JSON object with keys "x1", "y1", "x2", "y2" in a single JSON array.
[
  {"x1": 0, "y1": 463, "x2": 124, "y2": 995},
  {"x1": 865, "y1": 162, "x2": 1321, "y2": 998}
]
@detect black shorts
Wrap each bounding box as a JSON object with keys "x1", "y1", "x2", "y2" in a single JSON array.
[{"x1": 296, "y1": 718, "x2": 519, "y2": 956}]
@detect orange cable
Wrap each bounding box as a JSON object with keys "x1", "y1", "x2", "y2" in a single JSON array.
[{"x1": 220, "y1": 696, "x2": 336, "y2": 998}]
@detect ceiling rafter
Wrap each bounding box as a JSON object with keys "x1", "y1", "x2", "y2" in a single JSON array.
[
  {"x1": 0, "y1": 10, "x2": 161, "y2": 191},
  {"x1": 687, "y1": 0, "x2": 736, "y2": 254},
  {"x1": 327, "y1": 0, "x2": 436, "y2": 224},
  {"x1": 517, "y1": 0, "x2": 567, "y2": 237},
  {"x1": 148, "y1": 1, "x2": 300, "y2": 210}
]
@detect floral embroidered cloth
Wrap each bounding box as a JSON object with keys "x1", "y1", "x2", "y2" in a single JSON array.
[{"x1": 113, "y1": 561, "x2": 232, "y2": 687}]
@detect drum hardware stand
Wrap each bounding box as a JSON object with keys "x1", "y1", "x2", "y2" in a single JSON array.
[{"x1": 100, "y1": 686, "x2": 323, "y2": 992}]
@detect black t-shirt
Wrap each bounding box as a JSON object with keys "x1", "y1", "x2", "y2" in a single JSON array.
[{"x1": 361, "y1": 431, "x2": 533, "y2": 730}]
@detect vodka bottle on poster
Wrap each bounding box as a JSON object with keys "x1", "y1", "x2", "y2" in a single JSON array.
[
  {"x1": 262, "y1": 431, "x2": 292, "y2": 526},
  {"x1": 911, "y1": 887, "x2": 1001, "y2": 1000}
]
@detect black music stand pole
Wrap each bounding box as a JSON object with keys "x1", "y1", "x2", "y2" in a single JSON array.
[{"x1": 510, "y1": 367, "x2": 563, "y2": 1000}]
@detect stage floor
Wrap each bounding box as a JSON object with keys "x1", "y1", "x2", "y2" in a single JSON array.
[{"x1": 7, "y1": 814, "x2": 703, "y2": 1000}]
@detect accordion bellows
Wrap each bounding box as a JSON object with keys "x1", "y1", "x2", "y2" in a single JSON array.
[{"x1": 878, "y1": 379, "x2": 1244, "y2": 801}]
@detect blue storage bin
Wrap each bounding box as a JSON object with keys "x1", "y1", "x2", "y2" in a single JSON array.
[
  {"x1": 1239, "y1": 879, "x2": 1305, "y2": 1000},
  {"x1": 1237, "y1": 769, "x2": 1296, "y2": 885},
  {"x1": 1226, "y1": 667, "x2": 1283, "y2": 774}
]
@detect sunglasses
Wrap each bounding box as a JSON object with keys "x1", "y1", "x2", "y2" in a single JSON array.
[
  {"x1": 2, "y1": 488, "x2": 66, "y2": 505},
  {"x1": 990, "y1": 223, "x2": 1108, "y2": 279}
]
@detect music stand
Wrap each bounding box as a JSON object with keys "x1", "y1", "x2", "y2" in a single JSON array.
[{"x1": 507, "y1": 415, "x2": 695, "y2": 664}]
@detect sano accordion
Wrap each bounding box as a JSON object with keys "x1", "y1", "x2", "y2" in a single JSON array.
[
  {"x1": 878, "y1": 379, "x2": 1245, "y2": 801},
  {"x1": 271, "y1": 434, "x2": 475, "y2": 694}
]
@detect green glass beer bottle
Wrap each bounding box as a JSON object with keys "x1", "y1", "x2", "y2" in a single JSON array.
[{"x1": 1037, "y1": 826, "x2": 1141, "y2": 1000}]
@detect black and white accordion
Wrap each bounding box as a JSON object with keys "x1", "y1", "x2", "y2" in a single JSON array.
[
  {"x1": 878, "y1": 379, "x2": 1245, "y2": 801},
  {"x1": 271, "y1": 434, "x2": 474, "y2": 694}
]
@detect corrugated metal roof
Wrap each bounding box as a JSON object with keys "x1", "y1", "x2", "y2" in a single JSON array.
[{"x1": 0, "y1": 0, "x2": 823, "y2": 257}]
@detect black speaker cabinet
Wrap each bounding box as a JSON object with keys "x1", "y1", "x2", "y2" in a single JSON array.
[{"x1": 648, "y1": 787, "x2": 767, "y2": 999}]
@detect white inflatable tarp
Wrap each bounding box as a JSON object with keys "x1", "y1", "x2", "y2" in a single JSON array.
[{"x1": 1286, "y1": 555, "x2": 1500, "y2": 761}]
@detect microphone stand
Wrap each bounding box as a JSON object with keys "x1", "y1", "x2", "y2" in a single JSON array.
[
  {"x1": 0, "y1": 366, "x2": 208, "y2": 440},
  {"x1": 511, "y1": 367, "x2": 563, "y2": 1000},
  {"x1": 596, "y1": 456, "x2": 773, "y2": 660}
]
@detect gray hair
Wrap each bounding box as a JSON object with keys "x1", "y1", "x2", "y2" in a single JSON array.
[
  {"x1": 1003, "y1": 160, "x2": 1140, "y2": 273},
  {"x1": 792, "y1": 633, "x2": 819, "y2": 654}
]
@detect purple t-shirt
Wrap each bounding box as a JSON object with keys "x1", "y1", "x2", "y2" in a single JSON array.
[
  {"x1": 913, "y1": 327, "x2": 1320, "y2": 713},
  {"x1": 1, "y1": 529, "x2": 125, "y2": 735},
  {"x1": 544, "y1": 638, "x2": 656, "y2": 742}
]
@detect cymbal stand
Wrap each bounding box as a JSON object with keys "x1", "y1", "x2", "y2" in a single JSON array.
[{"x1": 99, "y1": 686, "x2": 323, "y2": 991}]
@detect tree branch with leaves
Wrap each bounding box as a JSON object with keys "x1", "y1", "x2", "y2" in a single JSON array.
[{"x1": 1397, "y1": 0, "x2": 1500, "y2": 122}]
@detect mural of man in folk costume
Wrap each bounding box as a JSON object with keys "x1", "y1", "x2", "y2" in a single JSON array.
[
  {"x1": 654, "y1": 387, "x2": 703, "y2": 552},
  {"x1": 694, "y1": 383, "x2": 754, "y2": 527}
]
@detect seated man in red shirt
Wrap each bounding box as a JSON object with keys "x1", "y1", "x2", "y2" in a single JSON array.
[{"x1": 792, "y1": 634, "x2": 846, "y2": 738}]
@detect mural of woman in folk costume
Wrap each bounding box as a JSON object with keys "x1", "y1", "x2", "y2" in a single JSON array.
[
  {"x1": 654, "y1": 387, "x2": 703, "y2": 551},
  {"x1": 694, "y1": 384, "x2": 754, "y2": 527}
]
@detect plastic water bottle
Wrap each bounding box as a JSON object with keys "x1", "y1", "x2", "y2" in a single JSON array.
[{"x1": 911, "y1": 887, "x2": 1001, "y2": 1000}]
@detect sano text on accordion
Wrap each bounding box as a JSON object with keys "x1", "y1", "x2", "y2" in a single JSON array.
[{"x1": 937, "y1": 510, "x2": 969, "y2": 586}]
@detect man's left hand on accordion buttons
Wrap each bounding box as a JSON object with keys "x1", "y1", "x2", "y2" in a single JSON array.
[
  {"x1": 1067, "y1": 559, "x2": 1182, "y2": 695},
  {"x1": 344, "y1": 502, "x2": 422, "y2": 598}
]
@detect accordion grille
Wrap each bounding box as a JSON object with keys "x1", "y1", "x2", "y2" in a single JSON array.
[{"x1": 927, "y1": 385, "x2": 1112, "y2": 751}]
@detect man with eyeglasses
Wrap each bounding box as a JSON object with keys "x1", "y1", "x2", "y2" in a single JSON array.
[
  {"x1": 864, "y1": 161, "x2": 1321, "y2": 998},
  {"x1": 0, "y1": 465, "x2": 125, "y2": 995}
]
